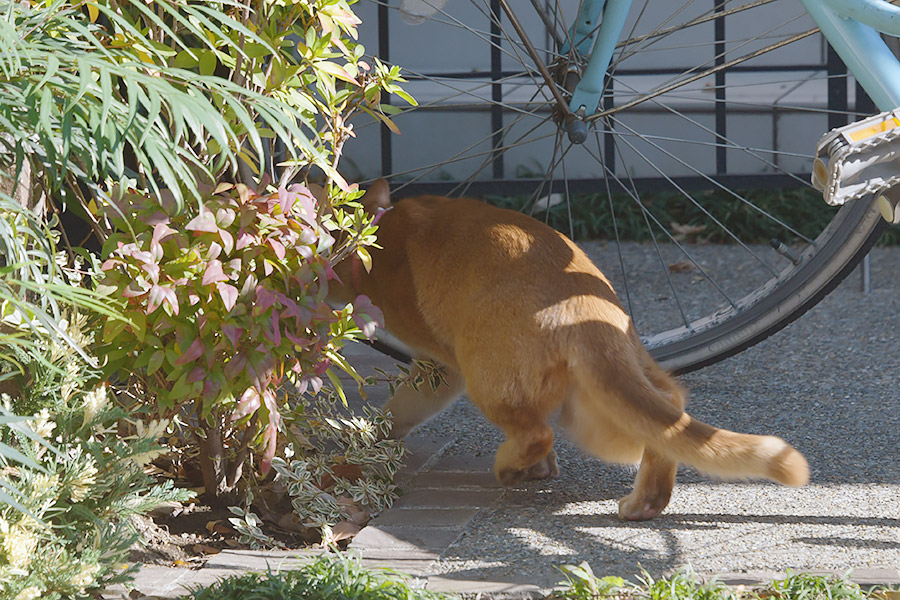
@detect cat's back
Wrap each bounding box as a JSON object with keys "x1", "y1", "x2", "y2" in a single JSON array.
[
  {"x1": 397, "y1": 195, "x2": 583, "y2": 271},
  {"x1": 394, "y1": 195, "x2": 622, "y2": 319}
]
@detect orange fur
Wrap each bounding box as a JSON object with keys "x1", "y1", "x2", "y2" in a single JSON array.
[{"x1": 331, "y1": 179, "x2": 809, "y2": 520}]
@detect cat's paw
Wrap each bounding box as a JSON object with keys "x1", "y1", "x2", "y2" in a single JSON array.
[
  {"x1": 496, "y1": 467, "x2": 528, "y2": 487},
  {"x1": 617, "y1": 491, "x2": 669, "y2": 521},
  {"x1": 525, "y1": 450, "x2": 559, "y2": 480}
]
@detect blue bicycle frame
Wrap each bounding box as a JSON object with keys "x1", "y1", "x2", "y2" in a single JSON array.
[{"x1": 566, "y1": 0, "x2": 900, "y2": 119}]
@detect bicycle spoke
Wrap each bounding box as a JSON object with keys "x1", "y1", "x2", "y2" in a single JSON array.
[
  {"x1": 601, "y1": 135, "x2": 704, "y2": 327},
  {"x1": 597, "y1": 120, "x2": 635, "y2": 321},
  {"x1": 607, "y1": 116, "x2": 779, "y2": 274}
]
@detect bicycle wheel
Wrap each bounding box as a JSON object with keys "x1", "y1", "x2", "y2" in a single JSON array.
[{"x1": 348, "y1": 0, "x2": 885, "y2": 373}]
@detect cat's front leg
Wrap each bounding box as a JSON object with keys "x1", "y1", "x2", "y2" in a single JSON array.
[
  {"x1": 525, "y1": 448, "x2": 559, "y2": 480},
  {"x1": 384, "y1": 361, "x2": 465, "y2": 439}
]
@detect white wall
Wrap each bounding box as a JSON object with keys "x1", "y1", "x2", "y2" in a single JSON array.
[{"x1": 341, "y1": 1, "x2": 849, "y2": 186}]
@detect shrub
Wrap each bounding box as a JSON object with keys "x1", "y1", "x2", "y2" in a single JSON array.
[
  {"x1": 0, "y1": 314, "x2": 193, "y2": 600},
  {"x1": 96, "y1": 181, "x2": 383, "y2": 500}
]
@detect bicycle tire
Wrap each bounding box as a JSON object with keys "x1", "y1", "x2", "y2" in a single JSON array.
[
  {"x1": 649, "y1": 197, "x2": 884, "y2": 373},
  {"x1": 352, "y1": 0, "x2": 887, "y2": 373}
]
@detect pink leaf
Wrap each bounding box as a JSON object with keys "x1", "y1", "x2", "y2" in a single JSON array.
[
  {"x1": 265, "y1": 310, "x2": 282, "y2": 346},
  {"x1": 217, "y1": 282, "x2": 238, "y2": 312},
  {"x1": 268, "y1": 238, "x2": 286, "y2": 260},
  {"x1": 259, "y1": 423, "x2": 277, "y2": 476},
  {"x1": 185, "y1": 210, "x2": 218, "y2": 233},
  {"x1": 202, "y1": 259, "x2": 228, "y2": 286},
  {"x1": 132, "y1": 249, "x2": 154, "y2": 264},
  {"x1": 207, "y1": 242, "x2": 223, "y2": 261},
  {"x1": 314, "y1": 358, "x2": 331, "y2": 376},
  {"x1": 231, "y1": 387, "x2": 260, "y2": 422},
  {"x1": 254, "y1": 286, "x2": 275, "y2": 313},
  {"x1": 222, "y1": 324, "x2": 243, "y2": 349},
  {"x1": 236, "y1": 230, "x2": 256, "y2": 250},
  {"x1": 317, "y1": 230, "x2": 335, "y2": 253},
  {"x1": 146, "y1": 284, "x2": 165, "y2": 314},
  {"x1": 290, "y1": 186, "x2": 318, "y2": 227},
  {"x1": 123, "y1": 280, "x2": 149, "y2": 299},
  {"x1": 352, "y1": 295, "x2": 384, "y2": 340},
  {"x1": 294, "y1": 372, "x2": 307, "y2": 393},
  {"x1": 175, "y1": 338, "x2": 205, "y2": 365},
  {"x1": 298, "y1": 226, "x2": 317, "y2": 246},
  {"x1": 219, "y1": 229, "x2": 234, "y2": 255},
  {"x1": 152, "y1": 222, "x2": 177, "y2": 247},
  {"x1": 216, "y1": 207, "x2": 236, "y2": 228},
  {"x1": 258, "y1": 391, "x2": 281, "y2": 475},
  {"x1": 278, "y1": 187, "x2": 295, "y2": 216},
  {"x1": 100, "y1": 258, "x2": 120, "y2": 271},
  {"x1": 141, "y1": 262, "x2": 160, "y2": 283},
  {"x1": 161, "y1": 286, "x2": 179, "y2": 316}
]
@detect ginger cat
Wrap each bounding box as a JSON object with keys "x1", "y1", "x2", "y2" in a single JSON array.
[{"x1": 331, "y1": 179, "x2": 809, "y2": 521}]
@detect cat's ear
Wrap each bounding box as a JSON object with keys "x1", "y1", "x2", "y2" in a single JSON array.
[{"x1": 363, "y1": 178, "x2": 391, "y2": 212}]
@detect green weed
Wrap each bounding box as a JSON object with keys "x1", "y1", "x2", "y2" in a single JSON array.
[
  {"x1": 181, "y1": 552, "x2": 452, "y2": 600},
  {"x1": 762, "y1": 571, "x2": 869, "y2": 600},
  {"x1": 555, "y1": 565, "x2": 884, "y2": 600}
]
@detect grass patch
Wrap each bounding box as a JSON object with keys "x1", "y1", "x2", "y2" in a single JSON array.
[
  {"x1": 180, "y1": 552, "x2": 450, "y2": 600},
  {"x1": 487, "y1": 188, "x2": 900, "y2": 245},
  {"x1": 555, "y1": 564, "x2": 884, "y2": 600}
]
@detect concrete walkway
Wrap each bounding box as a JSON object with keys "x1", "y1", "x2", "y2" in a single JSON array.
[{"x1": 105, "y1": 247, "x2": 900, "y2": 599}]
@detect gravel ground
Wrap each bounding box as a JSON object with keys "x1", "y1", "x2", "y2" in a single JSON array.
[{"x1": 410, "y1": 244, "x2": 900, "y2": 585}]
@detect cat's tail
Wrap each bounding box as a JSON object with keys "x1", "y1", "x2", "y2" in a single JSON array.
[{"x1": 571, "y1": 360, "x2": 809, "y2": 487}]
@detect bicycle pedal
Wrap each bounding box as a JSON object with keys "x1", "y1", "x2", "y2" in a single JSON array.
[{"x1": 812, "y1": 107, "x2": 900, "y2": 207}]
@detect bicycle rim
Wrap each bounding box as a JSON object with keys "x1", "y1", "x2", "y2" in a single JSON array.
[{"x1": 350, "y1": 0, "x2": 885, "y2": 373}]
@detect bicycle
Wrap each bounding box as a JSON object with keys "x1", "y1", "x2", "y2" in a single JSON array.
[{"x1": 349, "y1": 0, "x2": 900, "y2": 373}]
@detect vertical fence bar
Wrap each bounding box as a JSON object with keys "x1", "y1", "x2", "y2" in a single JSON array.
[
  {"x1": 490, "y1": 0, "x2": 505, "y2": 179},
  {"x1": 827, "y1": 44, "x2": 848, "y2": 130},
  {"x1": 714, "y1": 0, "x2": 727, "y2": 175},
  {"x1": 378, "y1": 3, "x2": 393, "y2": 178},
  {"x1": 603, "y1": 77, "x2": 616, "y2": 174}
]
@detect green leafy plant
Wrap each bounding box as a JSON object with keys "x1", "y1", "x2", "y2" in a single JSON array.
[
  {"x1": 270, "y1": 392, "x2": 404, "y2": 541},
  {"x1": 763, "y1": 571, "x2": 869, "y2": 600},
  {"x1": 181, "y1": 551, "x2": 452, "y2": 600},
  {"x1": 96, "y1": 182, "x2": 383, "y2": 500},
  {"x1": 0, "y1": 314, "x2": 193, "y2": 600},
  {"x1": 227, "y1": 501, "x2": 282, "y2": 551},
  {"x1": 0, "y1": 0, "x2": 325, "y2": 217},
  {"x1": 0, "y1": 192, "x2": 129, "y2": 518},
  {"x1": 556, "y1": 562, "x2": 628, "y2": 600},
  {"x1": 634, "y1": 567, "x2": 736, "y2": 600}
]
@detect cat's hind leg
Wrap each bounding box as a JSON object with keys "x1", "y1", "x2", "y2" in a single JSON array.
[
  {"x1": 618, "y1": 447, "x2": 677, "y2": 520},
  {"x1": 617, "y1": 358, "x2": 684, "y2": 520}
]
